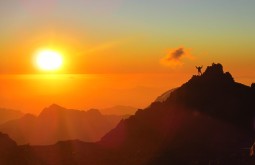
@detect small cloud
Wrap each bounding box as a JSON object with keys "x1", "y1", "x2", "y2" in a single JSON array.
[{"x1": 160, "y1": 47, "x2": 193, "y2": 68}]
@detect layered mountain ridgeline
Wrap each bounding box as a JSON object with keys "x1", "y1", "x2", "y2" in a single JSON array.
[
  {"x1": 2, "y1": 63, "x2": 255, "y2": 165},
  {"x1": 0, "y1": 104, "x2": 123, "y2": 145},
  {"x1": 99, "y1": 63, "x2": 255, "y2": 164},
  {"x1": 0, "y1": 108, "x2": 24, "y2": 124}
]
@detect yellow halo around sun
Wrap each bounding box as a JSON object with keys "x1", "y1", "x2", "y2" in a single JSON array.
[{"x1": 35, "y1": 49, "x2": 63, "y2": 71}]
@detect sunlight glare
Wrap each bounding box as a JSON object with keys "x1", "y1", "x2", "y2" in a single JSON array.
[{"x1": 35, "y1": 50, "x2": 63, "y2": 71}]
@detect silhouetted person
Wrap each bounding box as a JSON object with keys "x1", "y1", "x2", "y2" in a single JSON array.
[{"x1": 196, "y1": 66, "x2": 203, "y2": 75}]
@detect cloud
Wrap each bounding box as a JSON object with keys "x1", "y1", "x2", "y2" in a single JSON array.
[{"x1": 160, "y1": 47, "x2": 193, "y2": 68}]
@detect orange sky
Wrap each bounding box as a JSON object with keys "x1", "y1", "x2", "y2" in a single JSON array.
[
  {"x1": 0, "y1": 67, "x2": 254, "y2": 114},
  {"x1": 0, "y1": 73, "x2": 189, "y2": 114}
]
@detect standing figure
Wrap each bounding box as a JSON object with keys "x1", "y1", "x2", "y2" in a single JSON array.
[{"x1": 196, "y1": 66, "x2": 203, "y2": 75}]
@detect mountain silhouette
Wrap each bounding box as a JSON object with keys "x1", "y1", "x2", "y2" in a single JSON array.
[
  {"x1": 165, "y1": 63, "x2": 254, "y2": 129},
  {"x1": 1, "y1": 63, "x2": 255, "y2": 165},
  {"x1": 99, "y1": 63, "x2": 255, "y2": 164},
  {"x1": 0, "y1": 132, "x2": 21, "y2": 165},
  {"x1": 0, "y1": 108, "x2": 24, "y2": 124},
  {"x1": 155, "y1": 88, "x2": 178, "y2": 102},
  {"x1": 0, "y1": 104, "x2": 123, "y2": 145}
]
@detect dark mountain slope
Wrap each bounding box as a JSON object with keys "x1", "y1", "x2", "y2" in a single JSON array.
[
  {"x1": 3, "y1": 63, "x2": 255, "y2": 165},
  {"x1": 165, "y1": 64, "x2": 255, "y2": 129},
  {"x1": 0, "y1": 132, "x2": 22, "y2": 165},
  {"x1": 100, "y1": 63, "x2": 255, "y2": 164}
]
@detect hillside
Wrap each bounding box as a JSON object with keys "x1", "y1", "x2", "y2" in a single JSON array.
[
  {"x1": 0, "y1": 108, "x2": 24, "y2": 124},
  {"x1": 0, "y1": 104, "x2": 123, "y2": 145},
  {"x1": 2, "y1": 63, "x2": 255, "y2": 165},
  {"x1": 0, "y1": 132, "x2": 21, "y2": 165},
  {"x1": 100, "y1": 63, "x2": 255, "y2": 164}
]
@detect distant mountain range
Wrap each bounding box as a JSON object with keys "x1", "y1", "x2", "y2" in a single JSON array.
[
  {"x1": 0, "y1": 108, "x2": 23, "y2": 124},
  {"x1": 0, "y1": 104, "x2": 125, "y2": 145},
  {"x1": 155, "y1": 88, "x2": 178, "y2": 102},
  {"x1": 1, "y1": 63, "x2": 255, "y2": 165}
]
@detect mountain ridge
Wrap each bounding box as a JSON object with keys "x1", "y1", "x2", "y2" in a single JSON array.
[
  {"x1": 0, "y1": 108, "x2": 24, "y2": 125},
  {"x1": 99, "y1": 63, "x2": 255, "y2": 164},
  {"x1": 0, "y1": 105, "x2": 123, "y2": 145},
  {"x1": 1, "y1": 63, "x2": 255, "y2": 164}
]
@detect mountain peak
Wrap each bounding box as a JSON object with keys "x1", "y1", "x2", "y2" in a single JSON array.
[
  {"x1": 48, "y1": 104, "x2": 64, "y2": 110},
  {"x1": 161, "y1": 63, "x2": 254, "y2": 129},
  {"x1": 99, "y1": 63, "x2": 255, "y2": 164},
  {"x1": 186, "y1": 63, "x2": 234, "y2": 88},
  {"x1": 204, "y1": 63, "x2": 224, "y2": 74},
  {"x1": 39, "y1": 104, "x2": 66, "y2": 118},
  {"x1": 86, "y1": 108, "x2": 102, "y2": 116},
  {"x1": 202, "y1": 63, "x2": 234, "y2": 81}
]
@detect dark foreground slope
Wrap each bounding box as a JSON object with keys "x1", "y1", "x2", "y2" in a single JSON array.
[
  {"x1": 0, "y1": 132, "x2": 22, "y2": 165},
  {"x1": 2, "y1": 63, "x2": 255, "y2": 165},
  {"x1": 100, "y1": 63, "x2": 255, "y2": 164}
]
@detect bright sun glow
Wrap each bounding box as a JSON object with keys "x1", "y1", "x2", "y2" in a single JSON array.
[{"x1": 35, "y1": 50, "x2": 63, "y2": 71}]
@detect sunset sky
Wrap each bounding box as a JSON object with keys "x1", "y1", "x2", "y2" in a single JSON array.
[{"x1": 1, "y1": 0, "x2": 255, "y2": 114}]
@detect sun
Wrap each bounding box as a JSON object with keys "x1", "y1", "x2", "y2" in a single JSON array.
[{"x1": 35, "y1": 50, "x2": 63, "y2": 71}]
